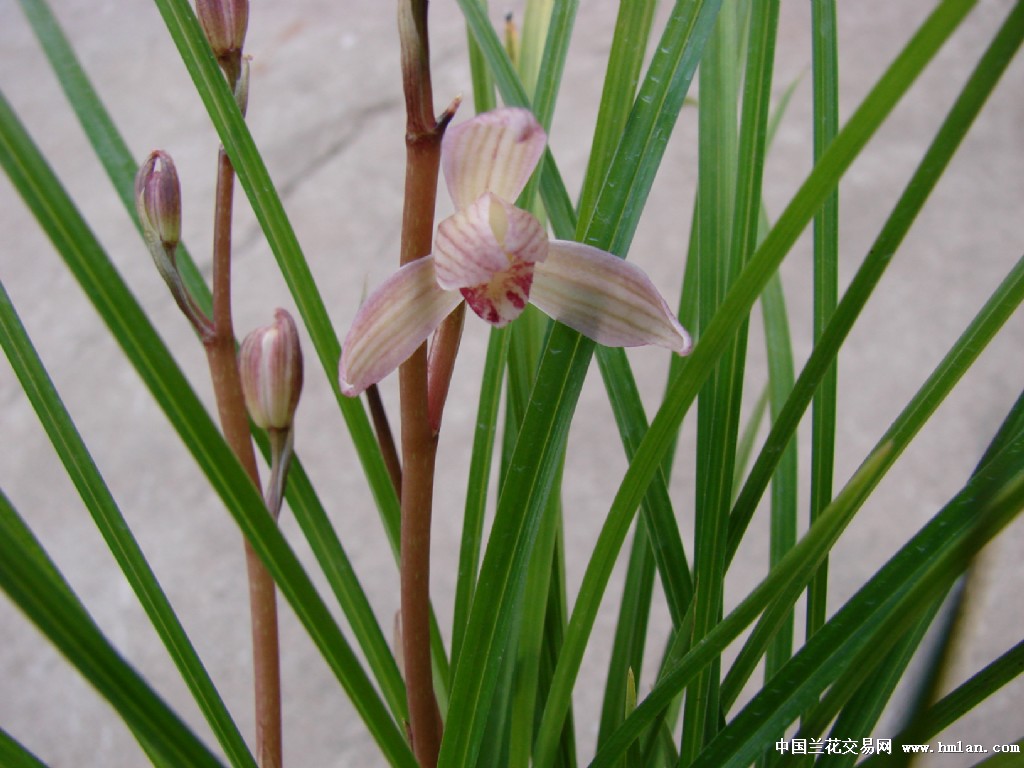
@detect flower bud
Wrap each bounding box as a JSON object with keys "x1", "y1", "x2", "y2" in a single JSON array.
[
  {"x1": 196, "y1": 0, "x2": 249, "y2": 65},
  {"x1": 239, "y1": 309, "x2": 304, "y2": 431},
  {"x1": 135, "y1": 150, "x2": 180, "y2": 254}
]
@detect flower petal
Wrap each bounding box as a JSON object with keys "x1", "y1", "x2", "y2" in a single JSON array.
[
  {"x1": 339, "y1": 256, "x2": 462, "y2": 396},
  {"x1": 530, "y1": 241, "x2": 692, "y2": 354},
  {"x1": 460, "y1": 259, "x2": 535, "y2": 327},
  {"x1": 434, "y1": 193, "x2": 548, "y2": 290},
  {"x1": 441, "y1": 107, "x2": 546, "y2": 209}
]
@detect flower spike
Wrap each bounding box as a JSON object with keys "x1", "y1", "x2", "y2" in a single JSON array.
[{"x1": 338, "y1": 107, "x2": 691, "y2": 397}]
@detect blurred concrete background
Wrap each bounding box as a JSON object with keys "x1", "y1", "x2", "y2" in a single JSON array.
[{"x1": 1, "y1": 1, "x2": 1022, "y2": 766}]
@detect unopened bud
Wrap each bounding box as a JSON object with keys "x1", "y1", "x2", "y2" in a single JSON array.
[
  {"x1": 196, "y1": 0, "x2": 249, "y2": 77},
  {"x1": 239, "y1": 309, "x2": 303, "y2": 431},
  {"x1": 135, "y1": 150, "x2": 180, "y2": 254}
]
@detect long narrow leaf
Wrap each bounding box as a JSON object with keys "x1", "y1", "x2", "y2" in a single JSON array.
[
  {"x1": 689, "y1": 434, "x2": 1024, "y2": 768},
  {"x1": 806, "y1": 0, "x2": 840, "y2": 644},
  {"x1": 0, "y1": 491, "x2": 226, "y2": 768},
  {"x1": 549, "y1": 2, "x2": 979, "y2": 766},
  {"x1": 0, "y1": 729, "x2": 47, "y2": 768},
  {"x1": 0, "y1": 284, "x2": 256, "y2": 767},
  {"x1": 728, "y1": 0, "x2": 1024, "y2": 561},
  {"x1": 445, "y1": 3, "x2": 725, "y2": 766}
]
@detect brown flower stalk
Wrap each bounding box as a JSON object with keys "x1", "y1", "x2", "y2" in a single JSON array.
[{"x1": 395, "y1": 1, "x2": 460, "y2": 765}]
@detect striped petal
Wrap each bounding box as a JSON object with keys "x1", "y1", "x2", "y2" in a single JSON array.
[
  {"x1": 441, "y1": 107, "x2": 546, "y2": 210},
  {"x1": 339, "y1": 256, "x2": 462, "y2": 396},
  {"x1": 434, "y1": 193, "x2": 548, "y2": 290},
  {"x1": 530, "y1": 241, "x2": 692, "y2": 354}
]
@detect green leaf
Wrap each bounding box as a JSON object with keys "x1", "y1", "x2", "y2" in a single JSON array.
[
  {"x1": 0, "y1": 491, "x2": 226, "y2": 768},
  {"x1": 445, "y1": 3, "x2": 725, "y2": 767},
  {"x1": 590, "y1": 447, "x2": 895, "y2": 768},
  {"x1": 859, "y1": 640, "x2": 1024, "y2": 765},
  {"x1": 719, "y1": 249, "x2": 1024, "y2": 715},
  {"x1": 451, "y1": 325, "x2": 508, "y2": 673},
  {"x1": 0, "y1": 285, "x2": 255, "y2": 767},
  {"x1": 0, "y1": 728, "x2": 48, "y2": 768},
  {"x1": 728, "y1": 0, "x2": 1024, "y2": 560},
  {"x1": 691, "y1": 435, "x2": 1024, "y2": 768},
  {"x1": 577, "y1": 0, "x2": 660, "y2": 230},
  {"x1": 806, "y1": 0, "x2": 841, "y2": 645}
]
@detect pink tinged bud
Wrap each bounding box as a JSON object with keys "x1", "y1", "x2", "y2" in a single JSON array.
[
  {"x1": 196, "y1": 0, "x2": 249, "y2": 61},
  {"x1": 240, "y1": 309, "x2": 304, "y2": 431},
  {"x1": 135, "y1": 150, "x2": 181, "y2": 254},
  {"x1": 136, "y1": 150, "x2": 212, "y2": 337},
  {"x1": 530, "y1": 241, "x2": 693, "y2": 355}
]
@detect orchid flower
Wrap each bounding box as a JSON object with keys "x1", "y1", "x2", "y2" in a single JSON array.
[{"x1": 338, "y1": 107, "x2": 691, "y2": 397}]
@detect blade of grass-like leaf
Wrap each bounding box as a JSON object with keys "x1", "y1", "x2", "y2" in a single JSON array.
[
  {"x1": 799, "y1": 594, "x2": 947, "y2": 768},
  {"x1": 516, "y1": 0, "x2": 577, "y2": 212},
  {"x1": 17, "y1": 0, "x2": 410, "y2": 721},
  {"x1": 0, "y1": 729, "x2": 47, "y2": 768},
  {"x1": 598, "y1": 346, "x2": 693, "y2": 628},
  {"x1": 684, "y1": 0, "x2": 772, "y2": 754},
  {"x1": 780, "y1": 396, "x2": 1024, "y2": 767},
  {"x1": 824, "y1": 611, "x2": 942, "y2": 768},
  {"x1": 465, "y1": 0, "x2": 497, "y2": 113},
  {"x1": 689, "y1": 436, "x2": 1024, "y2": 768},
  {"x1": 728, "y1": 0, "x2": 1022, "y2": 562},
  {"x1": 588, "y1": 2, "x2": 690, "y2": 743},
  {"x1": 858, "y1": 639, "x2": 1024, "y2": 765},
  {"x1": 596, "y1": 425, "x2": 1024, "y2": 768},
  {"x1": 0, "y1": 93, "x2": 417, "y2": 768},
  {"x1": 732, "y1": 385, "x2": 769, "y2": 499},
  {"x1": 0, "y1": 491, "x2": 226, "y2": 768},
  {"x1": 577, "y1": 0, "x2": 659, "y2": 229},
  {"x1": 451, "y1": 325, "x2": 508, "y2": 672},
  {"x1": 0, "y1": 285, "x2": 256, "y2": 767},
  {"x1": 719, "y1": 249, "x2": 1024, "y2": 712},
  {"x1": 760, "y1": 271, "x2": 798, "y2": 678},
  {"x1": 557, "y1": 0, "x2": 983, "y2": 762},
  {"x1": 799, "y1": 391, "x2": 1024, "y2": 765},
  {"x1": 807, "y1": 0, "x2": 840, "y2": 646},
  {"x1": 443, "y1": 3, "x2": 724, "y2": 766},
  {"x1": 879, "y1": 582, "x2": 976, "y2": 768},
  {"x1": 508, "y1": 478, "x2": 565, "y2": 768},
  {"x1": 589, "y1": 447, "x2": 894, "y2": 768},
  {"x1": 518, "y1": 0, "x2": 554, "y2": 98},
  {"x1": 524, "y1": 0, "x2": 574, "y2": 125},
  {"x1": 597, "y1": 519, "x2": 657, "y2": 750}
]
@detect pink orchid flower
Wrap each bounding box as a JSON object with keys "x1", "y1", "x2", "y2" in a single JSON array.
[{"x1": 339, "y1": 107, "x2": 691, "y2": 397}]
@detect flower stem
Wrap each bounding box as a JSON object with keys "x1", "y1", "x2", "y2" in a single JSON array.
[
  {"x1": 366, "y1": 383, "x2": 403, "y2": 497},
  {"x1": 204, "y1": 147, "x2": 282, "y2": 768},
  {"x1": 396, "y1": 2, "x2": 459, "y2": 764}
]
